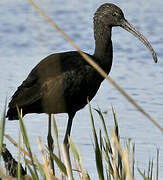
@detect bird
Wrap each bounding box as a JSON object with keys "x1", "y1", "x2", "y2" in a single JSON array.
[{"x1": 6, "y1": 3, "x2": 157, "y2": 171}]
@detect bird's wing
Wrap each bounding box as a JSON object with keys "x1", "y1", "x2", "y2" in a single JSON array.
[
  {"x1": 8, "y1": 72, "x2": 40, "y2": 109},
  {"x1": 8, "y1": 51, "x2": 92, "y2": 112},
  {"x1": 7, "y1": 52, "x2": 78, "y2": 109}
]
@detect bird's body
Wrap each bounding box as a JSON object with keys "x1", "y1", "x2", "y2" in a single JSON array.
[{"x1": 7, "y1": 48, "x2": 112, "y2": 119}]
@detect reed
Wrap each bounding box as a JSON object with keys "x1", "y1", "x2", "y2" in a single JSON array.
[{"x1": 0, "y1": 104, "x2": 160, "y2": 180}]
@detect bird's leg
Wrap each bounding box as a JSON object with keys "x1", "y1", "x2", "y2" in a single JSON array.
[
  {"x1": 62, "y1": 113, "x2": 75, "y2": 177},
  {"x1": 63, "y1": 112, "x2": 75, "y2": 148},
  {"x1": 47, "y1": 114, "x2": 55, "y2": 175}
]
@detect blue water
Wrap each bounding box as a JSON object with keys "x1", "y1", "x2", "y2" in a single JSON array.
[{"x1": 0, "y1": 0, "x2": 163, "y2": 179}]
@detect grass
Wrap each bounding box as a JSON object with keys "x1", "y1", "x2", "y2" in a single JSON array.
[{"x1": 0, "y1": 103, "x2": 160, "y2": 180}]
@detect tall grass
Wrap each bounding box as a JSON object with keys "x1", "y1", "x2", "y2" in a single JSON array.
[{"x1": 0, "y1": 104, "x2": 160, "y2": 179}]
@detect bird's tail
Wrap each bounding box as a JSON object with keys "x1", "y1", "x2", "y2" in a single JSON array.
[{"x1": 6, "y1": 108, "x2": 19, "y2": 120}]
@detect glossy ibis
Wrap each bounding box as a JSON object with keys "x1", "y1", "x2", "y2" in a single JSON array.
[{"x1": 7, "y1": 3, "x2": 157, "y2": 164}]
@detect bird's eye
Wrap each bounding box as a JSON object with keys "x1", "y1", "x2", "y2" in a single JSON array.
[{"x1": 112, "y1": 12, "x2": 118, "y2": 17}]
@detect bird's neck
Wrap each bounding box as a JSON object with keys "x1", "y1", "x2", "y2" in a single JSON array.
[
  {"x1": 94, "y1": 25, "x2": 113, "y2": 59},
  {"x1": 93, "y1": 25, "x2": 113, "y2": 73}
]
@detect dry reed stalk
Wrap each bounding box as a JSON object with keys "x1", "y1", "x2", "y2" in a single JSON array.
[
  {"x1": 112, "y1": 141, "x2": 118, "y2": 180},
  {"x1": 4, "y1": 134, "x2": 29, "y2": 156},
  {"x1": 72, "y1": 157, "x2": 82, "y2": 180},
  {"x1": 62, "y1": 143, "x2": 74, "y2": 180},
  {"x1": 37, "y1": 137, "x2": 54, "y2": 180},
  {"x1": 111, "y1": 131, "x2": 134, "y2": 180},
  {"x1": 5, "y1": 134, "x2": 42, "y2": 166},
  {"x1": 78, "y1": 150, "x2": 88, "y2": 180}
]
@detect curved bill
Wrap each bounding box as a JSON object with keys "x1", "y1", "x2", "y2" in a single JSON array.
[{"x1": 121, "y1": 19, "x2": 158, "y2": 63}]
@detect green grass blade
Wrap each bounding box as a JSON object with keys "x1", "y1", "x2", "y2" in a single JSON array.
[
  {"x1": 132, "y1": 143, "x2": 135, "y2": 177},
  {"x1": 95, "y1": 108, "x2": 112, "y2": 154},
  {"x1": 150, "y1": 159, "x2": 153, "y2": 179},
  {"x1": 51, "y1": 152, "x2": 67, "y2": 175},
  {"x1": 111, "y1": 107, "x2": 123, "y2": 177},
  {"x1": 138, "y1": 168, "x2": 151, "y2": 180},
  {"x1": 17, "y1": 106, "x2": 38, "y2": 179},
  {"x1": 27, "y1": 164, "x2": 38, "y2": 180},
  {"x1": 147, "y1": 159, "x2": 151, "y2": 179},
  {"x1": 17, "y1": 107, "x2": 30, "y2": 152},
  {"x1": 68, "y1": 137, "x2": 80, "y2": 162},
  {"x1": 25, "y1": 156, "x2": 46, "y2": 179},
  {"x1": 52, "y1": 115, "x2": 62, "y2": 159},
  {"x1": 121, "y1": 167, "x2": 126, "y2": 180},
  {"x1": 34, "y1": 156, "x2": 46, "y2": 179},
  {"x1": 103, "y1": 143, "x2": 113, "y2": 176},
  {"x1": 99, "y1": 130, "x2": 103, "y2": 152},
  {"x1": 17, "y1": 132, "x2": 21, "y2": 180},
  {"x1": 107, "y1": 169, "x2": 111, "y2": 180},
  {"x1": 52, "y1": 115, "x2": 58, "y2": 139},
  {"x1": 94, "y1": 135, "x2": 104, "y2": 180},
  {"x1": 111, "y1": 107, "x2": 119, "y2": 139},
  {"x1": 94, "y1": 108, "x2": 109, "y2": 139},
  {"x1": 88, "y1": 101, "x2": 104, "y2": 180},
  {"x1": 156, "y1": 149, "x2": 159, "y2": 180},
  {"x1": 0, "y1": 99, "x2": 7, "y2": 158}
]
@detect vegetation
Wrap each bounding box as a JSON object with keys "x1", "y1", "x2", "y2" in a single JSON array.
[{"x1": 0, "y1": 102, "x2": 160, "y2": 180}]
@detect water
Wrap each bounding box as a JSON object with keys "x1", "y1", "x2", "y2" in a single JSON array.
[{"x1": 0, "y1": 0, "x2": 163, "y2": 179}]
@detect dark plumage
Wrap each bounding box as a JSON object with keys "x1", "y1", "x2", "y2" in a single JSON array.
[
  {"x1": 7, "y1": 51, "x2": 112, "y2": 120},
  {"x1": 6, "y1": 3, "x2": 157, "y2": 146}
]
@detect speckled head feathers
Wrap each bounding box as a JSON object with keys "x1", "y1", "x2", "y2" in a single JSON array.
[{"x1": 94, "y1": 3, "x2": 125, "y2": 27}]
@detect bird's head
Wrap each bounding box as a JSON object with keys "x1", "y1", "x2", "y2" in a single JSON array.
[
  {"x1": 94, "y1": 3, "x2": 125, "y2": 27},
  {"x1": 94, "y1": 3, "x2": 158, "y2": 63}
]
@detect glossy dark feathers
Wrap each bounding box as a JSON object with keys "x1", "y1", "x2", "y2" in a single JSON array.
[
  {"x1": 7, "y1": 51, "x2": 113, "y2": 119},
  {"x1": 7, "y1": 3, "x2": 125, "y2": 120}
]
